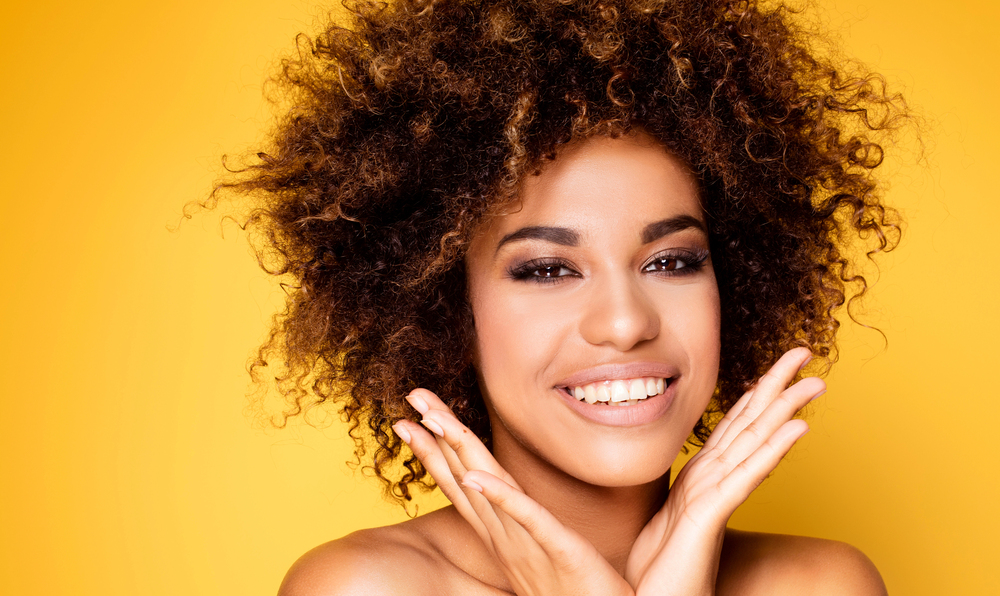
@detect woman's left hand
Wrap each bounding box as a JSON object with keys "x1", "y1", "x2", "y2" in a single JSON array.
[{"x1": 624, "y1": 347, "x2": 824, "y2": 596}]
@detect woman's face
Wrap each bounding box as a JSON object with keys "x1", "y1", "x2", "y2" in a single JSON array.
[{"x1": 465, "y1": 132, "x2": 721, "y2": 487}]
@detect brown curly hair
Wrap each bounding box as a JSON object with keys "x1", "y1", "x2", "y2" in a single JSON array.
[{"x1": 212, "y1": 0, "x2": 905, "y2": 505}]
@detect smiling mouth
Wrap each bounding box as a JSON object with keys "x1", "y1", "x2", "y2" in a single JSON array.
[{"x1": 560, "y1": 377, "x2": 671, "y2": 407}]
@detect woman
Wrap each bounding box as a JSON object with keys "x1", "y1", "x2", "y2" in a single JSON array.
[{"x1": 218, "y1": 0, "x2": 904, "y2": 593}]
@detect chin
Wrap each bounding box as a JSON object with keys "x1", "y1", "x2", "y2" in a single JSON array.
[
  {"x1": 571, "y1": 461, "x2": 674, "y2": 488},
  {"x1": 539, "y1": 431, "x2": 687, "y2": 488}
]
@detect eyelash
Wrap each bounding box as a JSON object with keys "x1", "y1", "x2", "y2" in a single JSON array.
[
  {"x1": 506, "y1": 249, "x2": 709, "y2": 283},
  {"x1": 507, "y1": 259, "x2": 580, "y2": 283},
  {"x1": 643, "y1": 249, "x2": 709, "y2": 275}
]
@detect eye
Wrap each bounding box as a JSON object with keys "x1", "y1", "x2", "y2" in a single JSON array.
[
  {"x1": 507, "y1": 259, "x2": 580, "y2": 283},
  {"x1": 534, "y1": 265, "x2": 575, "y2": 278},
  {"x1": 644, "y1": 257, "x2": 687, "y2": 272},
  {"x1": 642, "y1": 249, "x2": 708, "y2": 275}
]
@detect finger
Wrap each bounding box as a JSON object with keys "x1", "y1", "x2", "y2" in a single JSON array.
[
  {"x1": 406, "y1": 386, "x2": 456, "y2": 417},
  {"x1": 701, "y1": 387, "x2": 755, "y2": 451},
  {"x1": 716, "y1": 418, "x2": 810, "y2": 510},
  {"x1": 413, "y1": 392, "x2": 521, "y2": 490},
  {"x1": 404, "y1": 389, "x2": 527, "y2": 546},
  {"x1": 393, "y1": 420, "x2": 489, "y2": 538},
  {"x1": 716, "y1": 376, "x2": 824, "y2": 468},
  {"x1": 710, "y1": 348, "x2": 813, "y2": 452},
  {"x1": 405, "y1": 388, "x2": 478, "y2": 483},
  {"x1": 422, "y1": 414, "x2": 526, "y2": 527},
  {"x1": 462, "y1": 470, "x2": 581, "y2": 560},
  {"x1": 406, "y1": 388, "x2": 483, "y2": 479},
  {"x1": 462, "y1": 472, "x2": 632, "y2": 596},
  {"x1": 393, "y1": 420, "x2": 467, "y2": 506}
]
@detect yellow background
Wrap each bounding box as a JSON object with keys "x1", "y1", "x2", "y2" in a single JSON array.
[{"x1": 1, "y1": 0, "x2": 996, "y2": 594}]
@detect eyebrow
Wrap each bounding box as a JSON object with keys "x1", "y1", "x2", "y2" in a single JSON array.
[
  {"x1": 640, "y1": 215, "x2": 706, "y2": 244},
  {"x1": 495, "y1": 226, "x2": 579, "y2": 254},
  {"x1": 494, "y1": 214, "x2": 706, "y2": 254}
]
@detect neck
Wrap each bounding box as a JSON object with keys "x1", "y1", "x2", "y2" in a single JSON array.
[{"x1": 491, "y1": 432, "x2": 672, "y2": 574}]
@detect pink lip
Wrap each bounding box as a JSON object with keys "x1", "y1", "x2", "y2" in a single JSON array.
[
  {"x1": 555, "y1": 362, "x2": 679, "y2": 388},
  {"x1": 556, "y1": 380, "x2": 676, "y2": 427},
  {"x1": 553, "y1": 362, "x2": 680, "y2": 427}
]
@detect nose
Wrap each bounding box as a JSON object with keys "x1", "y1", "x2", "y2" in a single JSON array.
[{"x1": 578, "y1": 275, "x2": 661, "y2": 351}]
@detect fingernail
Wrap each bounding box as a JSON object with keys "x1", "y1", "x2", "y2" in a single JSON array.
[
  {"x1": 408, "y1": 391, "x2": 429, "y2": 415},
  {"x1": 392, "y1": 422, "x2": 411, "y2": 444},
  {"x1": 421, "y1": 418, "x2": 444, "y2": 436},
  {"x1": 797, "y1": 355, "x2": 814, "y2": 374},
  {"x1": 810, "y1": 389, "x2": 827, "y2": 402},
  {"x1": 462, "y1": 479, "x2": 483, "y2": 493}
]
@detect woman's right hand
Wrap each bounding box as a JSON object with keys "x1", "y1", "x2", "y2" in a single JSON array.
[{"x1": 394, "y1": 388, "x2": 635, "y2": 596}]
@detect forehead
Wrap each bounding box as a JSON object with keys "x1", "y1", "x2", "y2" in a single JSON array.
[{"x1": 477, "y1": 132, "x2": 703, "y2": 244}]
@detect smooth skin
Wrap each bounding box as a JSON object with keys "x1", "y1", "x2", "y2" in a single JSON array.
[{"x1": 278, "y1": 133, "x2": 887, "y2": 596}]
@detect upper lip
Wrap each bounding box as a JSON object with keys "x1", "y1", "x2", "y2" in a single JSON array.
[{"x1": 555, "y1": 362, "x2": 680, "y2": 388}]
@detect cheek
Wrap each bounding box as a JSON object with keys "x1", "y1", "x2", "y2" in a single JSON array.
[
  {"x1": 684, "y1": 280, "x2": 722, "y2": 392},
  {"x1": 471, "y1": 287, "x2": 571, "y2": 400},
  {"x1": 697, "y1": 282, "x2": 722, "y2": 357},
  {"x1": 652, "y1": 281, "x2": 721, "y2": 421}
]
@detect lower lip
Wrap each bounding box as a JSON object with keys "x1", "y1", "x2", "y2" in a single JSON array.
[{"x1": 557, "y1": 381, "x2": 676, "y2": 427}]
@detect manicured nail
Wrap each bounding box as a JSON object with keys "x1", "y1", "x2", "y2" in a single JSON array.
[
  {"x1": 392, "y1": 422, "x2": 411, "y2": 444},
  {"x1": 462, "y1": 479, "x2": 484, "y2": 493},
  {"x1": 408, "y1": 391, "x2": 429, "y2": 415},
  {"x1": 421, "y1": 418, "x2": 444, "y2": 436},
  {"x1": 810, "y1": 389, "x2": 827, "y2": 402}
]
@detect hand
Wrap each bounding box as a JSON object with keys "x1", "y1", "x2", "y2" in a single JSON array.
[
  {"x1": 393, "y1": 388, "x2": 634, "y2": 596},
  {"x1": 624, "y1": 347, "x2": 824, "y2": 596}
]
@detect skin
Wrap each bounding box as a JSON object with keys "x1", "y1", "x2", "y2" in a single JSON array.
[{"x1": 277, "y1": 132, "x2": 889, "y2": 596}]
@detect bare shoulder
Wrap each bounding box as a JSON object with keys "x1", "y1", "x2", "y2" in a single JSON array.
[
  {"x1": 717, "y1": 528, "x2": 887, "y2": 596},
  {"x1": 276, "y1": 524, "x2": 442, "y2": 596},
  {"x1": 276, "y1": 506, "x2": 495, "y2": 596}
]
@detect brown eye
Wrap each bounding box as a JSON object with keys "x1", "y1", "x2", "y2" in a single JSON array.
[
  {"x1": 644, "y1": 257, "x2": 685, "y2": 272},
  {"x1": 508, "y1": 259, "x2": 580, "y2": 282},
  {"x1": 534, "y1": 265, "x2": 573, "y2": 278},
  {"x1": 641, "y1": 249, "x2": 708, "y2": 276}
]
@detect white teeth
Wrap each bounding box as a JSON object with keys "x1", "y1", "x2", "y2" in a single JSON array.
[
  {"x1": 566, "y1": 376, "x2": 670, "y2": 406},
  {"x1": 629, "y1": 379, "x2": 646, "y2": 400},
  {"x1": 611, "y1": 380, "x2": 630, "y2": 402}
]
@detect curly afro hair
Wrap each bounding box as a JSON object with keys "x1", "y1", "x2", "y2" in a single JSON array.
[{"x1": 213, "y1": 0, "x2": 905, "y2": 505}]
